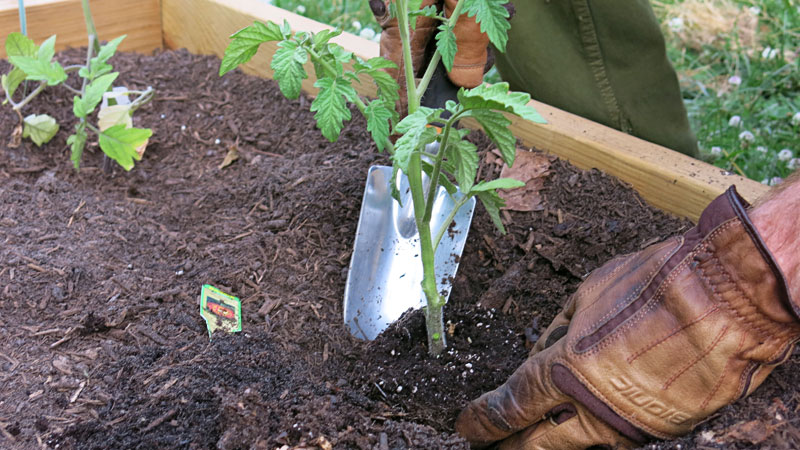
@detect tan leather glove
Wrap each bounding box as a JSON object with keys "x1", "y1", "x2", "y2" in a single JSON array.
[
  {"x1": 456, "y1": 186, "x2": 800, "y2": 449},
  {"x1": 368, "y1": 0, "x2": 493, "y2": 113}
]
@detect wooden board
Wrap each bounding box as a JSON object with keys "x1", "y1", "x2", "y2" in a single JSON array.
[
  {"x1": 163, "y1": 0, "x2": 769, "y2": 221},
  {"x1": 0, "y1": 0, "x2": 162, "y2": 58}
]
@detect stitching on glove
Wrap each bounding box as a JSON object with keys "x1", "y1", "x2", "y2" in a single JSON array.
[
  {"x1": 580, "y1": 220, "x2": 740, "y2": 357},
  {"x1": 661, "y1": 325, "x2": 729, "y2": 390},
  {"x1": 575, "y1": 239, "x2": 683, "y2": 351},
  {"x1": 700, "y1": 330, "x2": 746, "y2": 410},
  {"x1": 626, "y1": 304, "x2": 720, "y2": 364}
]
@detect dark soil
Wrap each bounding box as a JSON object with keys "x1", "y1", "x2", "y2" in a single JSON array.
[{"x1": 1, "y1": 48, "x2": 798, "y2": 449}]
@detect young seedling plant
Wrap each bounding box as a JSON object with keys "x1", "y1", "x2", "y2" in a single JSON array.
[
  {"x1": 3, "y1": 30, "x2": 153, "y2": 170},
  {"x1": 220, "y1": 0, "x2": 544, "y2": 355}
]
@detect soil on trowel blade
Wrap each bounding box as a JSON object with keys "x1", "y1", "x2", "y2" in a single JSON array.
[{"x1": 1, "y1": 48, "x2": 798, "y2": 450}]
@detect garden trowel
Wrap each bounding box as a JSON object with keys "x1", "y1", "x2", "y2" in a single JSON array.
[{"x1": 343, "y1": 63, "x2": 476, "y2": 340}]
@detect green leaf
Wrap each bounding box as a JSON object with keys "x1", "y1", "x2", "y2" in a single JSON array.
[
  {"x1": 365, "y1": 99, "x2": 394, "y2": 152},
  {"x1": 312, "y1": 29, "x2": 342, "y2": 49},
  {"x1": 220, "y1": 20, "x2": 286, "y2": 76},
  {"x1": 73, "y1": 72, "x2": 119, "y2": 118},
  {"x1": 354, "y1": 57, "x2": 400, "y2": 106},
  {"x1": 392, "y1": 107, "x2": 436, "y2": 172},
  {"x1": 22, "y1": 114, "x2": 59, "y2": 146},
  {"x1": 459, "y1": 82, "x2": 545, "y2": 122},
  {"x1": 271, "y1": 40, "x2": 308, "y2": 99},
  {"x1": 471, "y1": 177, "x2": 525, "y2": 192},
  {"x1": 5, "y1": 32, "x2": 38, "y2": 62},
  {"x1": 408, "y1": 0, "x2": 424, "y2": 29},
  {"x1": 470, "y1": 109, "x2": 516, "y2": 164},
  {"x1": 98, "y1": 124, "x2": 152, "y2": 171},
  {"x1": 476, "y1": 190, "x2": 508, "y2": 233},
  {"x1": 444, "y1": 136, "x2": 478, "y2": 193},
  {"x1": 435, "y1": 24, "x2": 457, "y2": 72},
  {"x1": 310, "y1": 77, "x2": 357, "y2": 141},
  {"x1": 68, "y1": 124, "x2": 88, "y2": 169},
  {"x1": 2, "y1": 69, "x2": 27, "y2": 101},
  {"x1": 7, "y1": 35, "x2": 66, "y2": 86},
  {"x1": 461, "y1": 0, "x2": 512, "y2": 52},
  {"x1": 81, "y1": 35, "x2": 125, "y2": 79}
]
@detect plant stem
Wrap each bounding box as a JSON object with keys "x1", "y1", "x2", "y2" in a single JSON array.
[
  {"x1": 415, "y1": 0, "x2": 466, "y2": 100},
  {"x1": 10, "y1": 81, "x2": 46, "y2": 111},
  {"x1": 395, "y1": 0, "x2": 419, "y2": 114},
  {"x1": 433, "y1": 195, "x2": 471, "y2": 249},
  {"x1": 407, "y1": 152, "x2": 446, "y2": 355},
  {"x1": 81, "y1": 0, "x2": 101, "y2": 53}
]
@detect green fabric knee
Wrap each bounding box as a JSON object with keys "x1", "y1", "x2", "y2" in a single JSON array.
[{"x1": 495, "y1": 0, "x2": 698, "y2": 157}]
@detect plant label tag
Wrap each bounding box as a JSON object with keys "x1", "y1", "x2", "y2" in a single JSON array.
[{"x1": 200, "y1": 285, "x2": 242, "y2": 338}]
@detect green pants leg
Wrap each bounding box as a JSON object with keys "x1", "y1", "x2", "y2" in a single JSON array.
[{"x1": 496, "y1": 0, "x2": 698, "y2": 156}]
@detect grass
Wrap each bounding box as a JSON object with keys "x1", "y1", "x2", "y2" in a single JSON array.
[{"x1": 271, "y1": 0, "x2": 798, "y2": 183}]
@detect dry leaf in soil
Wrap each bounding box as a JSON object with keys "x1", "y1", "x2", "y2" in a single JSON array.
[
  {"x1": 495, "y1": 148, "x2": 552, "y2": 211},
  {"x1": 219, "y1": 144, "x2": 239, "y2": 169}
]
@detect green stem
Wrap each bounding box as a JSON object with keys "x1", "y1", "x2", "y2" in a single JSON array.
[
  {"x1": 415, "y1": 0, "x2": 466, "y2": 100},
  {"x1": 396, "y1": 0, "x2": 419, "y2": 114},
  {"x1": 10, "y1": 81, "x2": 46, "y2": 111},
  {"x1": 407, "y1": 152, "x2": 446, "y2": 355},
  {"x1": 422, "y1": 111, "x2": 465, "y2": 224},
  {"x1": 81, "y1": 0, "x2": 101, "y2": 53},
  {"x1": 433, "y1": 195, "x2": 471, "y2": 250}
]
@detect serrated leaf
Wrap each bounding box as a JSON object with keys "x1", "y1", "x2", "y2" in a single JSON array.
[
  {"x1": 68, "y1": 125, "x2": 88, "y2": 169},
  {"x1": 98, "y1": 124, "x2": 152, "y2": 171},
  {"x1": 310, "y1": 77, "x2": 357, "y2": 141},
  {"x1": 471, "y1": 177, "x2": 525, "y2": 192},
  {"x1": 444, "y1": 136, "x2": 478, "y2": 193},
  {"x1": 461, "y1": 0, "x2": 512, "y2": 52},
  {"x1": 470, "y1": 109, "x2": 515, "y2": 164},
  {"x1": 98, "y1": 104, "x2": 133, "y2": 130},
  {"x1": 392, "y1": 108, "x2": 436, "y2": 172},
  {"x1": 435, "y1": 24, "x2": 457, "y2": 72},
  {"x1": 22, "y1": 114, "x2": 59, "y2": 146},
  {"x1": 73, "y1": 72, "x2": 119, "y2": 118},
  {"x1": 220, "y1": 21, "x2": 286, "y2": 76},
  {"x1": 407, "y1": 0, "x2": 424, "y2": 29},
  {"x1": 312, "y1": 29, "x2": 342, "y2": 49},
  {"x1": 355, "y1": 56, "x2": 397, "y2": 71},
  {"x1": 271, "y1": 40, "x2": 308, "y2": 99},
  {"x1": 476, "y1": 190, "x2": 508, "y2": 233},
  {"x1": 459, "y1": 82, "x2": 545, "y2": 123},
  {"x1": 5, "y1": 32, "x2": 37, "y2": 59},
  {"x1": 2, "y1": 68, "x2": 27, "y2": 101},
  {"x1": 365, "y1": 99, "x2": 393, "y2": 152}
]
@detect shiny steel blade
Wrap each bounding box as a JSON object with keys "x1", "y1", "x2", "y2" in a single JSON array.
[{"x1": 343, "y1": 164, "x2": 476, "y2": 340}]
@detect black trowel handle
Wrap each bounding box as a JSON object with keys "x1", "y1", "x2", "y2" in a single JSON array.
[{"x1": 420, "y1": 60, "x2": 460, "y2": 124}]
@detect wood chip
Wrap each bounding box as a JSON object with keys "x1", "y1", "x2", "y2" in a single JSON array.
[{"x1": 142, "y1": 408, "x2": 177, "y2": 432}]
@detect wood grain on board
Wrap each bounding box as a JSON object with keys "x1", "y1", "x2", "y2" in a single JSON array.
[{"x1": 0, "y1": 0, "x2": 162, "y2": 58}]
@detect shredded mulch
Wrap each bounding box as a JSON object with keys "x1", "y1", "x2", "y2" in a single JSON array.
[{"x1": 1, "y1": 48, "x2": 798, "y2": 449}]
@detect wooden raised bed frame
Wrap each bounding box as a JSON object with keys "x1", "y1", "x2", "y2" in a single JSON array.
[{"x1": 1, "y1": 0, "x2": 769, "y2": 221}]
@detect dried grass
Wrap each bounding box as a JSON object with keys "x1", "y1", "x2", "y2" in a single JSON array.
[{"x1": 654, "y1": 0, "x2": 759, "y2": 52}]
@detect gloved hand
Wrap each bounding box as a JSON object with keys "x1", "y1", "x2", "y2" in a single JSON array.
[
  {"x1": 456, "y1": 186, "x2": 800, "y2": 449},
  {"x1": 368, "y1": 0, "x2": 497, "y2": 113}
]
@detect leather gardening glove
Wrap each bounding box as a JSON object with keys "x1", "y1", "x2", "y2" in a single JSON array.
[
  {"x1": 368, "y1": 0, "x2": 498, "y2": 114},
  {"x1": 456, "y1": 186, "x2": 800, "y2": 449}
]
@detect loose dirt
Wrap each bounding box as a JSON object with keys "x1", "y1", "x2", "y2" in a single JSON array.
[{"x1": 1, "y1": 49, "x2": 798, "y2": 449}]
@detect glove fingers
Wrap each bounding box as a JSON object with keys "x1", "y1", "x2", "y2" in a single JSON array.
[
  {"x1": 455, "y1": 347, "x2": 566, "y2": 447},
  {"x1": 496, "y1": 404, "x2": 635, "y2": 450},
  {"x1": 530, "y1": 297, "x2": 576, "y2": 355}
]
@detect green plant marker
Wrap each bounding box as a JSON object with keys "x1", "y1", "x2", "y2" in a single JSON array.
[{"x1": 200, "y1": 284, "x2": 242, "y2": 338}]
